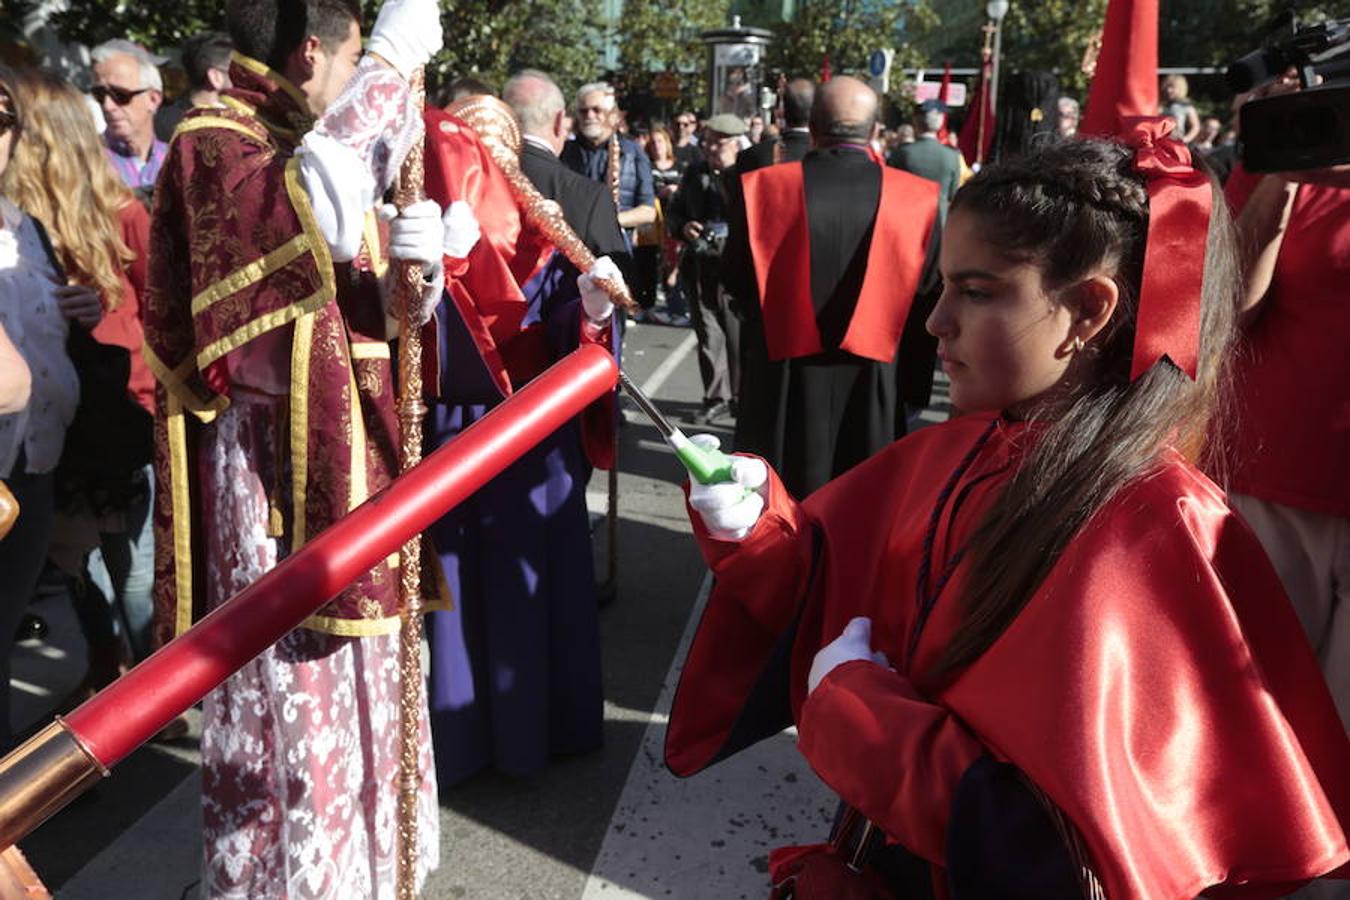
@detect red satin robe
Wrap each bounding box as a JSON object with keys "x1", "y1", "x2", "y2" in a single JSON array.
[
  {"x1": 421, "y1": 107, "x2": 615, "y2": 468},
  {"x1": 666, "y1": 415, "x2": 1349, "y2": 898}
]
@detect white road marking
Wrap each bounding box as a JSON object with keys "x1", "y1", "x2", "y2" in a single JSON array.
[
  {"x1": 637, "y1": 332, "x2": 698, "y2": 400},
  {"x1": 581, "y1": 572, "x2": 836, "y2": 899}
]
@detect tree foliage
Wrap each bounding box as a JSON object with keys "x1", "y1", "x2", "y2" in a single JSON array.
[
  {"x1": 30, "y1": 0, "x2": 605, "y2": 97},
  {"x1": 47, "y1": 0, "x2": 226, "y2": 49},
  {"x1": 918, "y1": 0, "x2": 1341, "y2": 101},
  {"x1": 428, "y1": 0, "x2": 603, "y2": 96},
  {"x1": 616, "y1": 0, "x2": 731, "y2": 110},
  {"x1": 767, "y1": 0, "x2": 936, "y2": 83}
]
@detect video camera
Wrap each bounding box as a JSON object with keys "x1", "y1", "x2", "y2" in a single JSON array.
[{"x1": 1227, "y1": 15, "x2": 1350, "y2": 173}]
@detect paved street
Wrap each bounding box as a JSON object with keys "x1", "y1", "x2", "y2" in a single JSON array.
[{"x1": 9, "y1": 319, "x2": 948, "y2": 899}]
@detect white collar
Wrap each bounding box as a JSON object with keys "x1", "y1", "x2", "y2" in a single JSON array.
[{"x1": 522, "y1": 134, "x2": 557, "y2": 155}]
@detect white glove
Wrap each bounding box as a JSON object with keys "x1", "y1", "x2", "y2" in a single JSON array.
[
  {"x1": 367, "y1": 0, "x2": 445, "y2": 81},
  {"x1": 383, "y1": 200, "x2": 445, "y2": 326},
  {"x1": 686, "y1": 434, "x2": 768, "y2": 541},
  {"x1": 807, "y1": 617, "x2": 892, "y2": 694},
  {"x1": 385, "y1": 200, "x2": 444, "y2": 272},
  {"x1": 442, "y1": 201, "x2": 481, "y2": 259},
  {"x1": 578, "y1": 255, "x2": 623, "y2": 323}
]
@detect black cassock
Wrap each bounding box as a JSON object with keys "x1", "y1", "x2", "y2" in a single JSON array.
[{"x1": 723, "y1": 146, "x2": 941, "y2": 499}]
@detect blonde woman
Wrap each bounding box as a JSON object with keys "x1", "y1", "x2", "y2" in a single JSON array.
[
  {"x1": 3, "y1": 67, "x2": 156, "y2": 691},
  {"x1": 1160, "y1": 74, "x2": 1201, "y2": 144},
  {"x1": 0, "y1": 66, "x2": 82, "y2": 748}
]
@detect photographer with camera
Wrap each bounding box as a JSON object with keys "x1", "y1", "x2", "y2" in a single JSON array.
[
  {"x1": 666, "y1": 113, "x2": 744, "y2": 424},
  {"x1": 1224, "y1": 58, "x2": 1350, "y2": 749}
]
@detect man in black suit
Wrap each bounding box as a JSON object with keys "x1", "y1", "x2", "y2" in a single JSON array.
[
  {"x1": 721, "y1": 76, "x2": 942, "y2": 498},
  {"x1": 502, "y1": 70, "x2": 629, "y2": 264},
  {"x1": 736, "y1": 78, "x2": 815, "y2": 175}
]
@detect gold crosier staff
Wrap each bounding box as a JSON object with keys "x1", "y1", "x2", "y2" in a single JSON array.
[
  {"x1": 393, "y1": 66, "x2": 428, "y2": 900},
  {"x1": 445, "y1": 95, "x2": 637, "y2": 310}
]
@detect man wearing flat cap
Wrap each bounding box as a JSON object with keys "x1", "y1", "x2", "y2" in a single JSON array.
[{"x1": 666, "y1": 113, "x2": 747, "y2": 423}]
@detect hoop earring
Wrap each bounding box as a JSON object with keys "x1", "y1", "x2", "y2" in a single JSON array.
[{"x1": 1070, "y1": 336, "x2": 1085, "y2": 353}]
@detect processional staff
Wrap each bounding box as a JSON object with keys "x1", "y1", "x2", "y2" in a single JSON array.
[{"x1": 393, "y1": 65, "x2": 428, "y2": 900}]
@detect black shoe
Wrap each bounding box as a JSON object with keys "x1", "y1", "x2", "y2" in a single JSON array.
[
  {"x1": 693, "y1": 399, "x2": 731, "y2": 425},
  {"x1": 14, "y1": 613, "x2": 47, "y2": 643}
]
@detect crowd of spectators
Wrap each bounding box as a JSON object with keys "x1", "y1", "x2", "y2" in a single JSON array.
[{"x1": 0, "y1": 34, "x2": 230, "y2": 749}]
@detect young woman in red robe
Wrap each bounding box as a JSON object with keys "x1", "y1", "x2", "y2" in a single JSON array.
[{"x1": 666, "y1": 124, "x2": 1349, "y2": 898}]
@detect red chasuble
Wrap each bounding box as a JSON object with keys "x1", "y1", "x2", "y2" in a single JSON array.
[
  {"x1": 143, "y1": 55, "x2": 407, "y2": 644},
  {"x1": 741, "y1": 161, "x2": 937, "y2": 363},
  {"x1": 666, "y1": 415, "x2": 1349, "y2": 898},
  {"x1": 422, "y1": 108, "x2": 615, "y2": 469}
]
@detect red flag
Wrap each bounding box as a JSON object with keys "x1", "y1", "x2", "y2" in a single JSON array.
[
  {"x1": 958, "y1": 56, "x2": 995, "y2": 167},
  {"x1": 1080, "y1": 0, "x2": 1158, "y2": 136},
  {"x1": 821, "y1": 55, "x2": 832, "y2": 83},
  {"x1": 936, "y1": 61, "x2": 952, "y2": 142}
]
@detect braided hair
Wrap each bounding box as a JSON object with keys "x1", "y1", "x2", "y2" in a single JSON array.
[{"x1": 923, "y1": 138, "x2": 1240, "y2": 685}]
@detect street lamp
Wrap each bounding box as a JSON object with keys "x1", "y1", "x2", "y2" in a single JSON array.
[{"x1": 986, "y1": 0, "x2": 1010, "y2": 124}]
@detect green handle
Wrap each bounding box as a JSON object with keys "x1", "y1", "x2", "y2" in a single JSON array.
[{"x1": 672, "y1": 434, "x2": 736, "y2": 485}]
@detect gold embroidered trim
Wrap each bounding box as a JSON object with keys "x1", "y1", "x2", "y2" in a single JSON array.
[
  {"x1": 191, "y1": 234, "x2": 309, "y2": 315},
  {"x1": 142, "y1": 343, "x2": 226, "y2": 423},
  {"x1": 194, "y1": 157, "x2": 336, "y2": 371},
  {"x1": 289, "y1": 310, "x2": 315, "y2": 548},
  {"x1": 229, "y1": 53, "x2": 312, "y2": 118},
  {"x1": 301, "y1": 611, "x2": 404, "y2": 637},
  {"x1": 361, "y1": 210, "x2": 389, "y2": 279},
  {"x1": 171, "y1": 115, "x2": 267, "y2": 145},
  {"x1": 166, "y1": 397, "x2": 195, "y2": 637},
  {"x1": 221, "y1": 92, "x2": 303, "y2": 145},
  {"x1": 349, "y1": 342, "x2": 391, "y2": 360}
]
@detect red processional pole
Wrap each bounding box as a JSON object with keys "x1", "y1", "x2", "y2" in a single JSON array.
[{"x1": 0, "y1": 344, "x2": 618, "y2": 851}]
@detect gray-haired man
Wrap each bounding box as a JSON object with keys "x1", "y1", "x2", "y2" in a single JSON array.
[
  {"x1": 92, "y1": 38, "x2": 168, "y2": 191},
  {"x1": 560, "y1": 81, "x2": 655, "y2": 233}
]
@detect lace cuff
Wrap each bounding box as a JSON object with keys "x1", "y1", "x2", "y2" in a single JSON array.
[{"x1": 298, "y1": 56, "x2": 424, "y2": 259}]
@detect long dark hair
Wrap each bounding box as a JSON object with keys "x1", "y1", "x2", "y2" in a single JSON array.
[{"x1": 924, "y1": 138, "x2": 1240, "y2": 686}]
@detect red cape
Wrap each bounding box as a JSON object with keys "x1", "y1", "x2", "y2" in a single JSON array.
[
  {"x1": 422, "y1": 108, "x2": 615, "y2": 469},
  {"x1": 741, "y1": 160, "x2": 937, "y2": 363},
  {"x1": 667, "y1": 415, "x2": 1348, "y2": 898}
]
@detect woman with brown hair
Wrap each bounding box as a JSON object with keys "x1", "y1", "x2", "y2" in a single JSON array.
[
  {"x1": 0, "y1": 66, "x2": 83, "y2": 748},
  {"x1": 3, "y1": 67, "x2": 156, "y2": 692},
  {"x1": 668, "y1": 127, "x2": 1348, "y2": 896}
]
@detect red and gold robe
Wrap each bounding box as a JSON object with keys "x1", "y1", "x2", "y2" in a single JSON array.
[
  {"x1": 667, "y1": 415, "x2": 1349, "y2": 898},
  {"x1": 143, "y1": 54, "x2": 404, "y2": 644}
]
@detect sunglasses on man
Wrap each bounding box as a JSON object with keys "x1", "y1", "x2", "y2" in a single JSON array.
[
  {"x1": 0, "y1": 110, "x2": 15, "y2": 137},
  {"x1": 91, "y1": 85, "x2": 151, "y2": 106}
]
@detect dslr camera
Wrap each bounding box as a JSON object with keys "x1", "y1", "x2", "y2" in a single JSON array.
[{"x1": 1228, "y1": 15, "x2": 1350, "y2": 172}]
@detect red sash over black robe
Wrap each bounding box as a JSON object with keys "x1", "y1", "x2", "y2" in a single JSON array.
[
  {"x1": 667, "y1": 416, "x2": 1349, "y2": 898},
  {"x1": 741, "y1": 160, "x2": 938, "y2": 363}
]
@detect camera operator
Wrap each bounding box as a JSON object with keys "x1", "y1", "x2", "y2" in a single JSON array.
[
  {"x1": 1226, "y1": 69, "x2": 1350, "y2": 744},
  {"x1": 666, "y1": 114, "x2": 744, "y2": 424}
]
